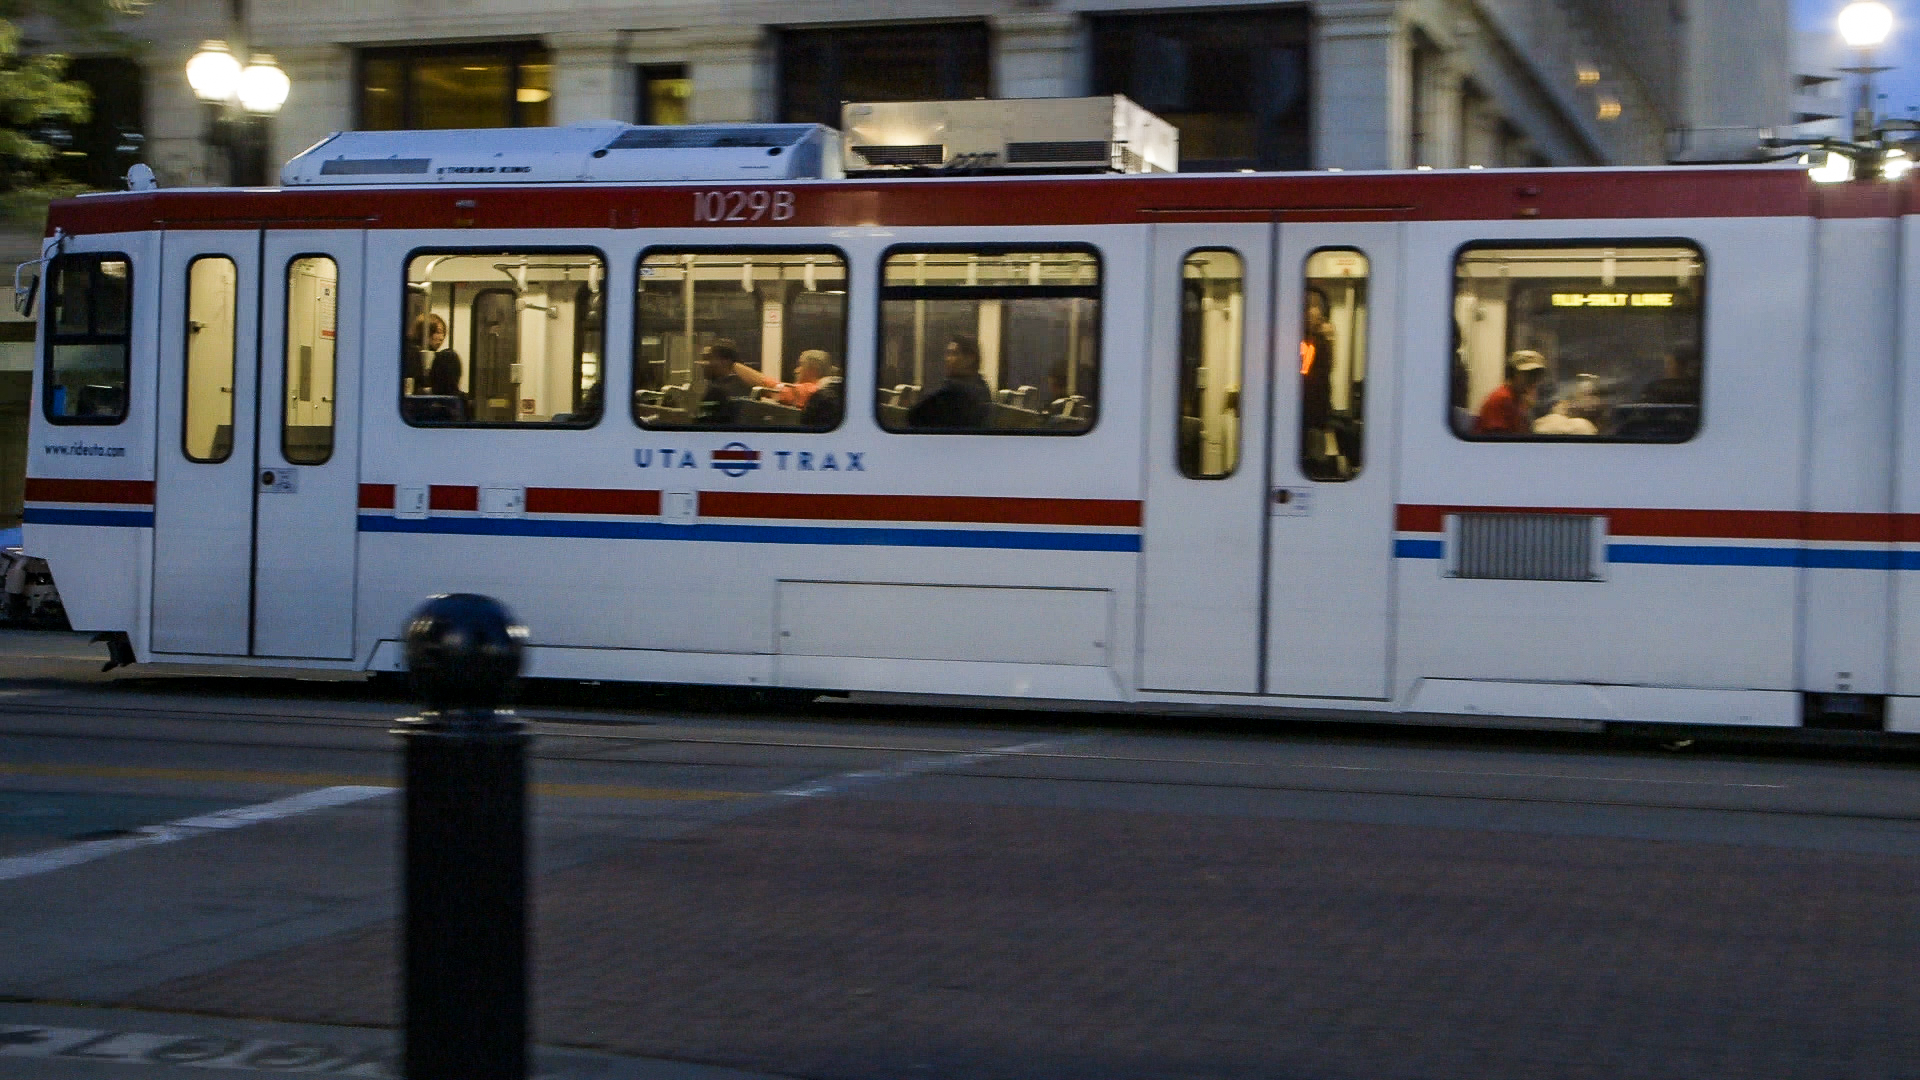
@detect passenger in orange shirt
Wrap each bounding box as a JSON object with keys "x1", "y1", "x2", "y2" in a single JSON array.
[
  {"x1": 735, "y1": 349, "x2": 835, "y2": 409},
  {"x1": 1473, "y1": 350, "x2": 1548, "y2": 436}
]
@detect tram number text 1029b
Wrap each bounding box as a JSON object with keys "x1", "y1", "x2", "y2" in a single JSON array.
[{"x1": 693, "y1": 190, "x2": 797, "y2": 223}]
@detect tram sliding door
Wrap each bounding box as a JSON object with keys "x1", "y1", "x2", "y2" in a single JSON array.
[
  {"x1": 1264, "y1": 223, "x2": 1401, "y2": 698},
  {"x1": 252, "y1": 231, "x2": 362, "y2": 659},
  {"x1": 151, "y1": 232, "x2": 259, "y2": 655},
  {"x1": 1139, "y1": 224, "x2": 1273, "y2": 692}
]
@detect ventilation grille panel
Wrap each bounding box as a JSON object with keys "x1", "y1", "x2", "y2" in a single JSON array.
[
  {"x1": 318, "y1": 157, "x2": 431, "y2": 175},
  {"x1": 1450, "y1": 513, "x2": 1602, "y2": 582},
  {"x1": 1006, "y1": 140, "x2": 1109, "y2": 164},
  {"x1": 852, "y1": 144, "x2": 945, "y2": 166}
]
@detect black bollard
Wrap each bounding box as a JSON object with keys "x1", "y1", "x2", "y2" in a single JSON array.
[{"x1": 395, "y1": 594, "x2": 531, "y2": 1080}]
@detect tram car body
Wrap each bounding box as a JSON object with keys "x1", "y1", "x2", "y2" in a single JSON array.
[{"x1": 20, "y1": 123, "x2": 1919, "y2": 732}]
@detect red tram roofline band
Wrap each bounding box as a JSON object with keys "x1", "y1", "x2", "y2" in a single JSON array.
[{"x1": 41, "y1": 166, "x2": 1905, "y2": 238}]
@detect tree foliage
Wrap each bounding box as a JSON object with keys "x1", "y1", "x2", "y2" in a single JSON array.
[{"x1": 0, "y1": 0, "x2": 143, "y2": 224}]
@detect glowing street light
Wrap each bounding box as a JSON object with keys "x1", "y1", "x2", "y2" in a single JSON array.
[
  {"x1": 1839, "y1": 2, "x2": 1894, "y2": 49},
  {"x1": 185, "y1": 39, "x2": 288, "y2": 185}
]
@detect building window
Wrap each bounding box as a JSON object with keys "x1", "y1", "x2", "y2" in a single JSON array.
[
  {"x1": 41, "y1": 57, "x2": 144, "y2": 190},
  {"x1": 637, "y1": 64, "x2": 691, "y2": 124},
  {"x1": 779, "y1": 22, "x2": 989, "y2": 128},
  {"x1": 1451, "y1": 243, "x2": 1704, "y2": 442},
  {"x1": 1091, "y1": 10, "x2": 1309, "y2": 172},
  {"x1": 358, "y1": 43, "x2": 551, "y2": 130}
]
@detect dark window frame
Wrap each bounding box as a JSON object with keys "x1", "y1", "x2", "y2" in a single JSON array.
[
  {"x1": 1448, "y1": 238, "x2": 1707, "y2": 445},
  {"x1": 181, "y1": 254, "x2": 238, "y2": 464},
  {"x1": 400, "y1": 245, "x2": 611, "y2": 431},
  {"x1": 282, "y1": 253, "x2": 339, "y2": 466},
  {"x1": 1176, "y1": 246, "x2": 1244, "y2": 480},
  {"x1": 875, "y1": 241, "x2": 1104, "y2": 438},
  {"x1": 776, "y1": 21, "x2": 992, "y2": 128},
  {"x1": 632, "y1": 244, "x2": 852, "y2": 434},
  {"x1": 355, "y1": 41, "x2": 551, "y2": 130},
  {"x1": 43, "y1": 252, "x2": 133, "y2": 427},
  {"x1": 1089, "y1": 7, "x2": 1312, "y2": 172},
  {"x1": 636, "y1": 63, "x2": 691, "y2": 125}
]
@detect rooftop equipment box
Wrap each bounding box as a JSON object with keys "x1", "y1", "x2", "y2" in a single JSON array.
[
  {"x1": 841, "y1": 96, "x2": 1178, "y2": 175},
  {"x1": 281, "y1": 121, "x2": 842, "y2": 186}
]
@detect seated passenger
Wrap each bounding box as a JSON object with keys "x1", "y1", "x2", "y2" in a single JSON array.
[
  {"x1": 1473, "y1": 351, "x2": 1547, "y2": 436},
  {"x1": 736, "y1": 349, "x2": 835, "y2": 409},
  {"x1": 695, "y1": 339, "x2": 751, "y2": 425},
  {"x1": 801, "y1": 371, "x2": 845, "y2": 427},
  {"x1": 907, "y1": 335, "x2": 992, "y2": 430},
  {"x1": 1640, "y1": 347, "x2": 1700, "y2": 405},
  {"x1": 1532, "y1": 376, "x2": 1602, "y2": 436}
]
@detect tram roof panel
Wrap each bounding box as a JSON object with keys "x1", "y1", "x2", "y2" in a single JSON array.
[{"x1": 42, "y1": 163, "x2": 1884, "y2": 239}]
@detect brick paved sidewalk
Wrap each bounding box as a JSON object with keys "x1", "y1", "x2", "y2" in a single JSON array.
[{"x1": 133, "y1": 796, "x2": 1920, "y2": 1080}]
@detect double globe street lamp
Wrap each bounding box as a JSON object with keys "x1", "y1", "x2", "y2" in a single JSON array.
[
  {"x1": 185, "y1": 40, "x2": 290, "y2": 186},
  {"x1": 1774, "y1": 1, "x2": 1913, "y2": 182}
]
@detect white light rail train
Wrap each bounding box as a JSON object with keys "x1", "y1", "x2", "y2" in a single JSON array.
[{"x1": 19, "y1": 120, "x2": 1920, "y2": 734}]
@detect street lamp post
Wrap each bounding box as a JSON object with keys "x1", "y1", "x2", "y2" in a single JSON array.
[
  {"x1": 1839, "y1": 1, "x2": 1895, "y2": 142},
  {"x1": 186, "y1": 38, "x2": 289, "y2": 186},
  {"x1": 1762, "y1": 1, "x2": 1909, "y2": 183}
]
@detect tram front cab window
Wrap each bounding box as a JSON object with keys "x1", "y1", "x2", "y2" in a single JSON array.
[
  {"x1": 402, "y1": 250, "x2": 606, "y2": 427},
  {"x1": 1452, "y1": 243, "x2": 1704, "y2": 442},
  {"x1": 633, "y1": 249, "x2": 847, "y2": 431},
  {"x1": 44, "y1": 253, "x2": 131, "y2": 424},
  {"x1": 877, "y1": 247, "x2": 1100, "y2": 434}
]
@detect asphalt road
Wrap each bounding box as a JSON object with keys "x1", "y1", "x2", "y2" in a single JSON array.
[{"x1": 3, "y1": 629, "x2": 1920, "y2": 1079}]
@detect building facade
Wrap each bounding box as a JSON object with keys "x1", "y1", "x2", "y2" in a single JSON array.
[{"x1": 91, "y1": 0, "x2": 1791, "y2": 189}]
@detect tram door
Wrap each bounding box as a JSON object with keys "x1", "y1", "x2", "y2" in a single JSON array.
[
  {"x1": 1139, "y1": 224, "x2": 1273, "y2": 692},
  {"x1": 151, "y1": 232, "x2": 259, "y2": 655},
  {"x1": 149, "y1": 230, "x2": 362, "y2": 659},
  {"x1": 1264, "y1": 223, "x2": 1401, "y2": 699},
  {"x1": 252, "y1": 231, "x2": 362, "y2": 658}
]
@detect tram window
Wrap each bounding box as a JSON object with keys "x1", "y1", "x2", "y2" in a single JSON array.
[
  {"x1": 403, "y1": 250, "x2": 607, "y2": 427},
  {"x1": 1452, "y1": 243, "x2": 1704, "y2": 442},
  {"x1": 43, "y1": 253, "x2": 131, "y2": 424},
  {"x1": 1177, "y1": 250, "x2": 1243, "y2": 479},
  {"x1": 877, "y1": 247, "x2": 1100, "y2": 434},
  {"x1": 1301, "y1": 249, "x2": 1370, "y2": 481},
  {"x1": 183, "y1": 256, "x2": 238, "y2": 463},
  {"x1": 633, "y1": 249, "x2": 847, "y2": 431},
  {"x1": 283, "y1": 257, "x2": 338, "y2": 465}
]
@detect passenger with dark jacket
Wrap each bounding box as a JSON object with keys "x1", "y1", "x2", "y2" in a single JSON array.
[
  {"x1": 696, "y1": 339, "x2": 751, "y2": 425},
  {"x1": 907, "y1": 335, "x2": 992, "y2": 430}
]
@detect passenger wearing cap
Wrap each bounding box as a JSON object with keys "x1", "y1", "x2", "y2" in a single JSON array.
[{"x1": 1474, "y1": 350, "x2": 1548, "y2": 436}]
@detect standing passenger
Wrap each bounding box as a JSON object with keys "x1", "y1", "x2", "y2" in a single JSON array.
[{"x1": 695, "y1": 339, "x2": 751, "y2": 424}]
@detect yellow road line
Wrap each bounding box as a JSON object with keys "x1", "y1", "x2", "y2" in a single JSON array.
[{"x1": 0, "y1": 761, "x2": 756, "y2": 802}]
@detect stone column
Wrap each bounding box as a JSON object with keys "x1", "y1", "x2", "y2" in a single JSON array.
[
  {"x1": 549, "y1": 31, "x2": 631, "y2": 126},
  {"x1": 992, "y1": 11, "x2": 1084, "y2": 99},
  {"x1": 270, "y1": 44, "x2": 353, "y2": 177},
  {"x1": 683, "y1": 25, "x2": 770, "y2": 123},
  {"x1": 1313, "y1": 0, "x2": 1407, "y2": 170}
]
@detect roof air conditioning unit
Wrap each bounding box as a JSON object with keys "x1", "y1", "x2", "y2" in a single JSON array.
[
  {"x1": 841, "y1": 96, "x2": 1177, "y2": 176},
  {"x1": 281, "y1": 121, "x2": 842, "y2": 186}
]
